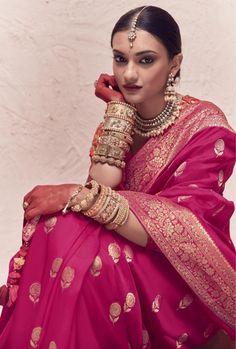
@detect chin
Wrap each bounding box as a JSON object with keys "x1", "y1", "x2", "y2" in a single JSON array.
[{"x1": 123, "y1": 95, "x2": 145, "y2": 105}]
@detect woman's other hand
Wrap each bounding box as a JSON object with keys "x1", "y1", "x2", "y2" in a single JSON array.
[
  {"x1": 23, "y1": 184, "x2": 79, "y2": 220},
  {"x1": 95, "y1": 73, "x2": 125, "y2": 103}
]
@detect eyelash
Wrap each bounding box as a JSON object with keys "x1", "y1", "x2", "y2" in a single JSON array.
[{"x1": 113, "y1": 55, "x2": 154, "y2": 65}]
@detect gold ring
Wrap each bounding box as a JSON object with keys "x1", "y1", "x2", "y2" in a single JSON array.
[{"x1": 23, "y1": 201, "x2": 29, "y2": 210}]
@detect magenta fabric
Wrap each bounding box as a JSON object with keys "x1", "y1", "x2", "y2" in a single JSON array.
[{"x1": 0, "y1": 96, "x2": 235, "y2": 348}]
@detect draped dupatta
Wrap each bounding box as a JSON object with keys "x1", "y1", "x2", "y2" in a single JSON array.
[{"x1": 120, "y1": 96, "x2": 236, "y2": 337}]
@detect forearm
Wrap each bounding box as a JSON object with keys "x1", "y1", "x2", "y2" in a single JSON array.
[{"x1": 89, "y1": 162, "x2": 122, "y2": 188}]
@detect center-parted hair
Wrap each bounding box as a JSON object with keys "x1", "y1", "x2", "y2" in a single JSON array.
[{"x1": 111, "y1": 6, "x2": 182, "y2": 78}]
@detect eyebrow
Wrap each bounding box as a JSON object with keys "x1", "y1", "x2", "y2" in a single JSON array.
[{"x1": 113, "y1": 49, "x2": 158, "y2": 56}]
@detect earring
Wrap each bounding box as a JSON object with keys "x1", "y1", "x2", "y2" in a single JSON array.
[{"x1": 164, "y1": 73, "x2": 176, "y2": 102}]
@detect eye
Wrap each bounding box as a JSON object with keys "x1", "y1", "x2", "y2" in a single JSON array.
[
  {"x1": 140, "y1": 56, "x2": 154, "y2": 64},
  {"x1": 113, "y1": 55, "x2": 127, "y2": 63}
]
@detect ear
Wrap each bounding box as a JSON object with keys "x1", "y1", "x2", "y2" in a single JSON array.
[{"x1": 170, "y1": 53, "x2": 183, "y2": 77}]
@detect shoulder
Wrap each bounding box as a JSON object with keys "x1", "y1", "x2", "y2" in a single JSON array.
[{"x1": 180, "y1": 95, "x2": 234, "y2": 133}]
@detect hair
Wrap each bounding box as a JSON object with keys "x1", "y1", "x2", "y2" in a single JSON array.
[{"x1": 111, "y1": 6, "x2": 182, "y2": 78}]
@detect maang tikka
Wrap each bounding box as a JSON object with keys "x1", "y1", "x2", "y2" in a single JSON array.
[{"x1": 128, "y1": 6, "x2": 148, "y2": 48}]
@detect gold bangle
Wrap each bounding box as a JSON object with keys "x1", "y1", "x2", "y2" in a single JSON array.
[
  {"x1": 62, "y1": 184, "x2": 83, "y2": 215},
  {"x1": 93, "y1": 188, "x2": 119, "y2": 224},
  {"x1": 104, "y1": 131, "x2": 133, "y2": 145},
  {"x1": 105, "y1": 101, "x2": 137, "y2": 121},
  {"x1": 91, "y1": 155, "x2": 126, "y2": 169},
  {"x1": 71, "y1": 180, "x2": 99, "y2": 213},
  {"x1": 98, "y1": 135, "x2": 130, "y2": 152},
  {"x1": 106, "y1": 196, "x2": 129, "y2": 230},
  {"x1": 84, "y1": 183, "x2": 107, "y2": 217}
]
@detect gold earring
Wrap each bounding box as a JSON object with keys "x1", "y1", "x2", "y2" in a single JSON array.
[{"x1": 164, "y1": 73, "x2": 176, "y2": 102}]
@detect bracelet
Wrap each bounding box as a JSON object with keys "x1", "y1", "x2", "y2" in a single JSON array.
[
  {"x1": 105, "y1": 101, "x2": 137, "y2": 121},
  {"x1": 71, "y1": 180, "x2": 100, "y2": 213},
  {"x1": 91, "y1": 155, "x2": 126, "y2": 169},
  {"x1": 84, "y1": 184, "x2": 107, "y2": 217},
  {"x1": 62, "y1": 185, "x2": 83, "y2": 215},
  {"x1": 98, "y1": 135, "x2": 130, "y2": 152},
  {"x1": 106, "y1": 196, "x2": 129, "y2": 230},
  {"x1": 104, "y1": 131, "x2": 133, "y2": 145}
]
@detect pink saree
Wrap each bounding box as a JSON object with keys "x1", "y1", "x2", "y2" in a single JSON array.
[{"x1": 0, "y1": 96, "x2": 235, "y2": 348}]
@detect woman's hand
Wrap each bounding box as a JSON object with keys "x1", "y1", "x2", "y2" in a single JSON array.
[
  {"x1": 23, "y1": 184, "x2": 79, "y2": 220},
  {"x1": 95, "y1": 73, "x2": 125, "y2": 103}
]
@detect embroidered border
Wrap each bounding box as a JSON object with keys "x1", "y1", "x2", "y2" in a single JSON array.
[
  {"x1": 125, "y1": 97, "x2": 233, "y2": 192},
  {"x1": 122, "y1": 191, "x2": 235, "y2": 329}
]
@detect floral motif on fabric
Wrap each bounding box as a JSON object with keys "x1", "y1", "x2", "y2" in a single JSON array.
[
  {"x1": 50, "y1": 257, "x2": 63, "y2": 278},
  {"x1": 124, "y1": 292, "x2": 135, "y2": 312},
  {"x1": 109, "y1": 302, "x2": 121, "y2": 324},
  {"x1": 123, "y1": 192, "x2": 236, "y2": 330},
  {"x1": 49, "y1": 341, "x2": 57, "y2": 349},
  {"x1": 123, "y1": 245, "x2": 134, "y2": 262},
  {"x1": 214, "y1": 138, "x2": 225, "y2": 157},
  {"x1": 108, "y1": 242, "x2": 121, "y2": 263},
  {"x1": 90, "y1": 255, "x2": 102, "y2": 277},
  {"x1": 176, "y1": 333, "x2": 188, "y2": 348},
  {"x1": 30, "y1": 326, "x2": 42, "y2": 348},
  {"x1": 61, "y1": 266, "x2": 75, "y2": 289},
  {"x1": 177, "y1": 294, "x2": 194, "y2": 310},
  {"x1": 143, "y1": 329, "x2": 149, "y2": 348},
  {"x1": 152, "y1": 294, "x2": 161, "y2": 313},
  {"x1": 125, "y1": 97, "x2": 232, "y2": 192},
  {"x1": 44, "y1": 216, "x2": 57, "y2": 234},
  {"x1": 29, "y1": 282, "x2": 41, "y2": 304}
]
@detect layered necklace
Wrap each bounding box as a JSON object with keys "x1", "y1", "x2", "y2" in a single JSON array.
[{"x1": 134, "y1": 94, "x2": 182, "y2": 138}]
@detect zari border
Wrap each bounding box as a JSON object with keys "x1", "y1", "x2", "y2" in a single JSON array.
[
  {"x1": 125, "y1": 98, "x2": 234, "y2": 192},
  {"x1": 122, "y1": 191, "x2": 236, "y2": 330}
]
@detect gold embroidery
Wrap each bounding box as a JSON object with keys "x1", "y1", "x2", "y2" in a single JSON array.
[
  {"x1": 30, "y1": 326, "x2": 42, "y2": 348},
  {"x1": 61, "y1": 266, "x2": 75, "y2": 289},
  {"x1": 176, "y1": 333, "x2": 188, "y2": 348},
  {"x1": 50, "y1": 257, "x2": 63, "y2": 278},
  {"x1": 125, "y1": 98, "x2": 233, "y2": 192},
  {"x1": 124, "y1": 292, "x2": 135, "y2": 312},
  {"x1": 177, "y1": 294, "x2": 194, "y2": 310},
  {"x1": 214, "y1": 139, "x2": 225, "y2": 157},
  {"x1": 90, "y1": 256, "x2": 102, "y2": 277},
  {"x1": 132, "y1": 195, "x2": 235, "y2": 329},
  {"x1": 218, "y1": 170, "x2": 224, "y2": 187},
  {"x1": 143, "y1": 329, "x2": 149, "y2": 348},
  {"x1": 29, "y1": 282, "x2": 41, "y2": 304},
  {"x1": 175, "y1": 162, "x2": 187, "y2": 177},
  {"x1": 124, "y1": 245, "x2": 134, "y2": 262},
  {"x1": 109, "y1": 302, "x2": 121, "y2": 324},
  {"x1": 23, "y1": 216, "x2": 40, "y2": 242},
  {"x1": 13, "y1": 256, "x2": 25, "y2": 270},
  {"x1": 152, "y1": 294, "x2": 161, "y2": 313},
  {"x1": 108, "y1": 242, "x2": 121, "y2": 263},
  {"x1": 49, "y1": 341, "x2": 57, "y2": 349},
  {"x1": 44, "y1": 216, "x2": 57, "y2": 234}
]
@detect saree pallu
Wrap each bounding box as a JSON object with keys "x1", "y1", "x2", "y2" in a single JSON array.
[{"x1": 0, "y1": 96, "x2": 235, "y2": 348}]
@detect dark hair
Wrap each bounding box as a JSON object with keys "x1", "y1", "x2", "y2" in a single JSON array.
[{"x1": 111, "y1": 6, "x2": 182, "y2": 78}]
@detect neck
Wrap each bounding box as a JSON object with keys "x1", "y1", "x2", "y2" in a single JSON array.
[{"x1": 135, "y1": 94, "x2": 167, "y2": 120}]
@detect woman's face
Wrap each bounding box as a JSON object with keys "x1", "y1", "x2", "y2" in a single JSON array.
[{"x1": 112, "y1": 29, "x2": 180, "y2": 106}]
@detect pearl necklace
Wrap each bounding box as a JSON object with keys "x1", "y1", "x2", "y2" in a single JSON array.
[{"x1": 134, "y1": 95, "x2": 182, "y2": 138}]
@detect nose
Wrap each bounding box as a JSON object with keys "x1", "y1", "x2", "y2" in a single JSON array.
[{"x1": 123, "y1": 62, "x2": 138, "y2": 83}]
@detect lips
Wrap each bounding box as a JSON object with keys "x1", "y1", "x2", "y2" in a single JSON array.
[{"x1": 123, "y1": 84, "x2": 142, "y2": 91}]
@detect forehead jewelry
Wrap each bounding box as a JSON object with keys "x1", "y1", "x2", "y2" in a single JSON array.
[{"x1": 128, "y1": 6, "x2": 148, "y2": 48}]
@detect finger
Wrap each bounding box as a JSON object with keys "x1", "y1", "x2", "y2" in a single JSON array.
[{"x1": 24, "y1": 207, "x2": 40, "y2": 221}]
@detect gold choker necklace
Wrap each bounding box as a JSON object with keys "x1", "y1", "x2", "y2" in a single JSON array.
[{"x1": 134, "y1": 95, "x2": 182, "y2": 138}]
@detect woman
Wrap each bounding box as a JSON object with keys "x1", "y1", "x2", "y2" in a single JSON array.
[{"x1": 0, "y1": 5, "x2": 235, "y2": 349}]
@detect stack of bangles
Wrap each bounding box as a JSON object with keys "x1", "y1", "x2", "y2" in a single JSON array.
[
  {"x1": 91, "y1": 101, "x2": 137, "y2": 169},
  {"x1": 62, "y1": 180, "x2": 130, "y2": 230}
]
